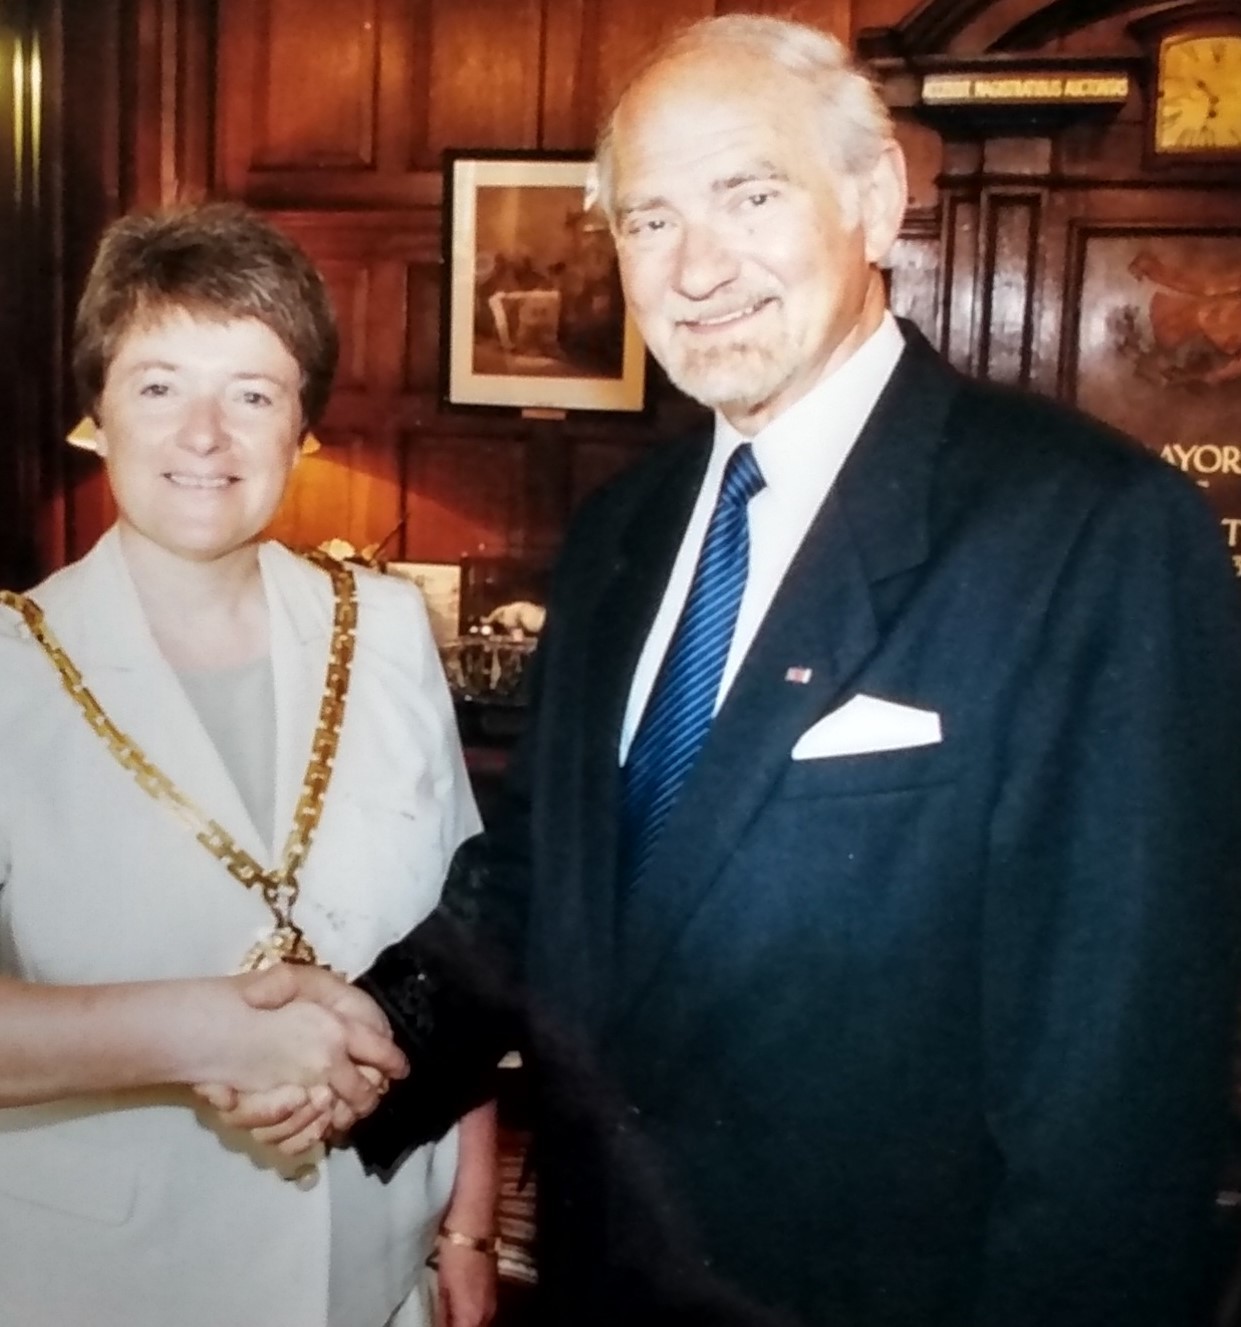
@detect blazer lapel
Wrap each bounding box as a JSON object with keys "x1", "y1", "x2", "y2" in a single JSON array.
[
  {"x1": 33, "y1": 529, "x2": 272, "y2": 865},
  {"x1": 612, "y1": 327, "x2": 961, "y2": 1020},
  {"x1": 258, "y1": 543, "x2": 334, "y2": 866}
]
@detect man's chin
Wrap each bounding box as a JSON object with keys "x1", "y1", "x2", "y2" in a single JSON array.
[{"x1": 666, "y1": 358, "x2": 786, "y2": 419}]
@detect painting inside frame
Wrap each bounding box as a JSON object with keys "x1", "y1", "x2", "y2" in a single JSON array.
[
  {"x1": 443, "y1": 151, "x2": 647, "y2": 413},
  {"x1": 1070, "y1": 225, "x2": 1241, "y2": 576}
]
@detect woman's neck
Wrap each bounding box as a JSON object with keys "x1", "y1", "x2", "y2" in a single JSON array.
[{"x1": 117, "y1": 525, "x2": 271, "y2": 670}]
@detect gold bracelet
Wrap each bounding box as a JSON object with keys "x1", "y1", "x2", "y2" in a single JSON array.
[{"x1": 438, "y1": 1225, "x2": 499, "y2": 1256}]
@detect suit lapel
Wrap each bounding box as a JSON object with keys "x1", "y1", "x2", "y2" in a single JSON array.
[
  {"x1": 562, "y1": 435, "x2": 712, "y2": 1022},
  {"x1": 612, "y1": 328, "x2": 960, "y2": 1021}
]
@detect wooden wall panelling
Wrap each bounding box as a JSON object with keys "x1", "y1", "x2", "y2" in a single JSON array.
[
  {"x1": 318, "y1": 258, "x2": 378, "y2": 394},
  {"x1": 518, "y1": 433, "x2": 573, "y2": 557},
  {"x1": 62, "y1": 459, "x2": 117, "y2": 565},
  {"x1": 935, "y1": 133, "x2": 1055, "y2": 384},
  {"x1": 544, "y1": 0, "x2": 858, "y2": 153},
  {"x1": 217, "y1": 0, "x2": 434, "y2": 206},
  {"x1": 403, "y1": 434, "x2": 525, "y2": 562},
  {"x1": 541, "y1": 0, "x2": 593, "y2": 149},
  {"x1": 286, "y1": 0, "x2": 377, "y2": 169},
  {"x1": 171, "y1": 0, "x2": 215, "y2": 201},
  {"x1": 124, "y1": 0, "x2": 214, "y2": 208},
  {"x1": 943, "y1": 0, "x2": 1047, "y2": 54},
  {"x1": 716, "y1": 0, "x2": 854, "y2": 36},
  {"x1": 266, "y1": 210, "x2": 438, "y2": 389},
  {"x1": 262, "y1": 210, "x2": 434, "y2": 556},
  {"x1": 57, "y1": 0, "x2": 217, "y2": 568},
  {"x1": 59, "y1": 0, "x2": 122, "y2": 283},
  {"x1": 423, "y1": 0, "x2": 544, "y2": 157},
  {"x1": 1, "y1": 0, "x2": 55, "y2": 586},
  {"x1": 978, "y1": 188, "x2": 1042, "y2": 387},
  {"x1": 124, "y1": 0, "x2": 167, "y2": 205},
  {"x1": 590, "y1": 0, "x2": 715, "y2": 131},
  {"x1": 861, "y1": 0, "x2": 927, "y2": 31},
  {"x1": 0, "y1": 11, "x2": 22, "y2": 578},
  {"x1": 864, "y1": 0, "x2": 1064, "y2": 56},
  {"x1": 48, "y1": 0, "x2": 131, "y2": 572},
  {"x1": 404, "y1": 257, "x2": 445, "y2": 398},
  {"x1": 887, "y1": 206, "x2": 943, "y2": 342},
  {"x1": 266, "y1": 427, "x2": 404, "y2": 553},
  {"x1": 1023, "y1": 185, "x2": 1071, "y2": 399},
  {"x1": 218, "y1": 0, "x2": 569, "y2": 204},
  {"x1": 254, "y1": 0, "x2": 380, "y2": 170},
  {"x1": 940, "y1": 186, "x2": 982, "y2": 370}
]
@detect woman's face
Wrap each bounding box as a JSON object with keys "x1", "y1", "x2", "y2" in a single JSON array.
[{"x1": 96, "y1": 309, "x2": 305, "y2": 565}]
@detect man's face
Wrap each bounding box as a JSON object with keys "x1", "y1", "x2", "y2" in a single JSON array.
[{"x1": 609, "y1": 48, "x2": 904, "y2": 435}]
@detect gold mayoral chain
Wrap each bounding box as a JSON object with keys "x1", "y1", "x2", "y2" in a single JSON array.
[{"x1": 0, "y1": 550, "x2": 357, "y2": 971}]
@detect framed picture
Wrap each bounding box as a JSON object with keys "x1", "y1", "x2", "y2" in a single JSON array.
[
  {"x1": 442, "y1": 150, "x2": 647, "y2": 413},
  {"x1": 1065, "y1": 223, "x2": 1241, "y2": 577},
  {"x1": 386, "y1": 561, "x2": 463, "y2": 647}
]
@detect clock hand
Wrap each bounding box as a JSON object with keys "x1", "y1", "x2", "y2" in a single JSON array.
[{"x1": 1195, "y1": 77, "x2": 1221, "y2": 110}]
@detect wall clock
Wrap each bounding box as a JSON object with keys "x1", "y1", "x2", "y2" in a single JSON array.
[{"x1": 1136, "y1": 7, "x2": 1241, "y2": 159}]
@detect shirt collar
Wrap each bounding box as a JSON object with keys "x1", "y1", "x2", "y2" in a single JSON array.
[{"x1": 712, "y1": 311, "x2": 905, "y2": 495}]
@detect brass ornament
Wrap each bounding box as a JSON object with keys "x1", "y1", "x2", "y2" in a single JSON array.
[{"x1": 0, "y1": 550, "x2": 358, "y2": 971}]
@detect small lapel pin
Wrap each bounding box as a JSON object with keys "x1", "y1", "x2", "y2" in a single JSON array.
[{"x1": 784, "y1": 666, "x2": 813, "y2": 685}]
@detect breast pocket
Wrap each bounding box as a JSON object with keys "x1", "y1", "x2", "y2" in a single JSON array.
[{"x1": 778, "y1": 741, "x2": 959, "y2": 800}]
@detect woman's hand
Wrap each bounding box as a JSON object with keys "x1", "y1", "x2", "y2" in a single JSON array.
[
  {"x1": 435, "y1": 1239, "x2": 497, "y2": 1327},
  {"x1": 193, "y1": 964, "x2": 407, "y2": 1151},
  {"x1": 435, "y1": 1100, "x2": 500, "y2": 1326},
  {"x1": 0, "y1": 967, "x2": 400, "y2": 1111},
  {"x1": 191, "y1": 965, "x2": 405, "y2": 1121}
]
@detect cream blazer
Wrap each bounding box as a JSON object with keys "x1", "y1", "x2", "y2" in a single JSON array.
[{"x1": 0, "y1": 529, "x2": 482, "y2": 1327}]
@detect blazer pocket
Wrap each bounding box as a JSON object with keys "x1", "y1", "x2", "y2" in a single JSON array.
[
  {"x1": 778, "y1": 741, "x2": 958, "y2": 800},
  {"x1": 0, "y1": 1122, "x2": 138, "y2": 1225}
]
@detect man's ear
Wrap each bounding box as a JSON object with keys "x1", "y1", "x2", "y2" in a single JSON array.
[{"x1": 860, "y1": 141, "x2": 908, "y2": 267}]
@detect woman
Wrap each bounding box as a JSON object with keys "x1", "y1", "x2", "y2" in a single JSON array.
[{"x1": 0, "y1": 203, "x2": 497, "y2": 1327}]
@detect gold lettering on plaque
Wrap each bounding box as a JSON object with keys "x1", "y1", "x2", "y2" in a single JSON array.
[{"x1": 922, "y1": 72, "x2": 1129, "y2": 105}]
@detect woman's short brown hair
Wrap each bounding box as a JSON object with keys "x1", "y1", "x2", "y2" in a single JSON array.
[{"x1": 73, "y1": 202, "x2": 339, "y2": 428}]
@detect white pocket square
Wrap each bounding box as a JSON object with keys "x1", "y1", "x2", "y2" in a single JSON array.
[{"x1": 791, "y1": 694, "x2": 942, "y2": 760}]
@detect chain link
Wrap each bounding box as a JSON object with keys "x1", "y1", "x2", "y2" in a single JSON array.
[{"x1": 0, "y1": 549, "x2": 358, "y2": 970}]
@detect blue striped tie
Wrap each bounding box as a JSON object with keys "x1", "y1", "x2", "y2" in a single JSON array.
[{"x1": 621, "y1": 443, "x2": 766, "y2": 890}]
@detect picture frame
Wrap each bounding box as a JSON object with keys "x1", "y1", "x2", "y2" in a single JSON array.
[
  {"x1": 441, "y1": 149, "x2": 647, "y2": 414},
  {"x1": 385, "y1": 561, "x2": 463, "y2": 647}
]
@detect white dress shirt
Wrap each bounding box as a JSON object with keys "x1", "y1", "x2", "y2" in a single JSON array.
[{"x1": 620, "y1": 313, "x2": 906, "y2": 762}]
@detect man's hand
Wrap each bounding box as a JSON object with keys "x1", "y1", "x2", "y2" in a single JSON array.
[{"x1": 194, "y1": 964, "x2": 407, "y2": 1153}]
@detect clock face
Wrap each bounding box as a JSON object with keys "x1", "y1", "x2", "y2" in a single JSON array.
[{"x1": 1156, "y1": 32, "x2": 1241, "y2": 152}]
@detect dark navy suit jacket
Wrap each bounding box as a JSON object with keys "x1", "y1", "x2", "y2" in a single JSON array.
[{"x1": 357, "y1": 325, "x2": 1241, "y2": 1326}]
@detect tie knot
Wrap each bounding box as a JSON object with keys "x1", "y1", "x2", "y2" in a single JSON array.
[{"x1": 719, "y1": 442, "x2": 765, "y2": 510}]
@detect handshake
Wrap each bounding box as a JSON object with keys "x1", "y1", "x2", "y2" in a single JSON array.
[{"x1": 192, "y1": 963, "x2": 407, "y2": 1155}]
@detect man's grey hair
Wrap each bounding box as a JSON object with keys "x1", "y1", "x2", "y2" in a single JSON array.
[{"x1": 593, "y1": 14, "x2": 894, "y2": 222}]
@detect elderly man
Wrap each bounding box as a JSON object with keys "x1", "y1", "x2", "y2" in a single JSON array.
[{"x1": 227, "y1": 14, "x2": 1241, "y2": 1325}]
